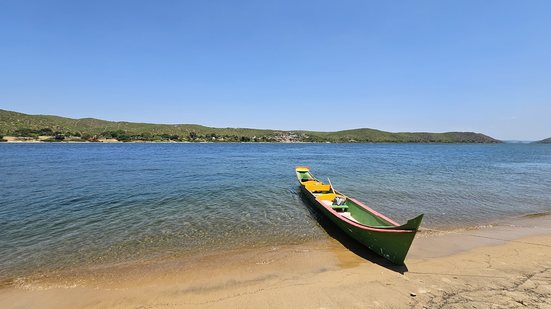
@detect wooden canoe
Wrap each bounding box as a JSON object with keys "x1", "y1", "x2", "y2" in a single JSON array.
[{"x1": 296, "y1": 166, "x2": 423, "y2": 265}]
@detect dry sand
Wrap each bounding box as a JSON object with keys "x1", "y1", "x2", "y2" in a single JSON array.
[{"x1": 1, "y1": 214, "x2": 550, "y2": 309}]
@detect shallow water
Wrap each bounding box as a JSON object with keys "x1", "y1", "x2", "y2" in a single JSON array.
[{"x1": 1, "y1": 143, "x2": 550, "y2": 279}]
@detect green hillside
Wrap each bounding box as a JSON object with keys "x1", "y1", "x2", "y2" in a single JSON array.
[{"x1": 0, "y1": 109, "x2": 501, "y2": 143}]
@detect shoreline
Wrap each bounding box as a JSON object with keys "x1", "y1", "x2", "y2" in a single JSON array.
[
  {"x1": 1, "y1": 214, "x2": 550, "y2": 308},
  {"x1": 1, "y1": 212, "x2": 548, "y2": 283},
  {"x1": 0, "y1": 140, "x2": 508, "y2": 144},
  {"x1": 0, "y1": 109, "x2": 503, "y2": 144}
]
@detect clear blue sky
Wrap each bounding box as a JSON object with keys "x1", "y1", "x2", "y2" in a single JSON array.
[{"x1": 1, "y1": 1, "x2": 550, "y2": 140}]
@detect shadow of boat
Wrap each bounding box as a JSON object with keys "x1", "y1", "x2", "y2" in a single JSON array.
[{"x1": 299, "y1": 190, "x2": 409, "y2": 274}]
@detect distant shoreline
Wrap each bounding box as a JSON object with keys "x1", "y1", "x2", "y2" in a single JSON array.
[
  {"x1": 1, "y1": 108, "x2": 502, "y2": 143},
  {"x1": 0, "y1": 135, "x2": 506, "y2": 144},
  {"x1": 0, "y1": 138, "x2": 509, "y2": 144}
]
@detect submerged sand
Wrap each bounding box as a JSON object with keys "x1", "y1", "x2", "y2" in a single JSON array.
[{"x1": 1, "y1": 215, "x2": 551, "y2": 308}]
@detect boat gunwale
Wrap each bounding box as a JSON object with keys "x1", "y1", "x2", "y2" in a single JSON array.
[{"x1": 303, "y1": 187, "x2": 415, "y2": 234}]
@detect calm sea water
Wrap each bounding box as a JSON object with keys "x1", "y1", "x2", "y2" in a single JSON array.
[{"x1": 1, "y1": 143, "x2": 551, "y2": 279}]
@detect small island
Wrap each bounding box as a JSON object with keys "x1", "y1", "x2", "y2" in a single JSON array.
[
  {"x1": 0, "y1": 109, "x2": 502, "y2": 143},
  {"x1": 537, "y1": 137, "x2": 551, "y2": 144}
]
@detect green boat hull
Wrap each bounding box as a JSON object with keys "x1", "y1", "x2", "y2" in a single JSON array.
[
  {"x1": 296, "y1": 167, "x2": 423, "y2": 265},
  {"x1": 301, "y1": 187, "x2": 421, "y2": 265}
]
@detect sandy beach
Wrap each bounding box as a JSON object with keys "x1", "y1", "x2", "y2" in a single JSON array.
[{"x1": 1, "y1": 214, "x2": 550, "y2": 309}]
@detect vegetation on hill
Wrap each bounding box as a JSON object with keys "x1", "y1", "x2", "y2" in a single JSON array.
[
  {"x1": 537, "y1": 138, "x2": 551, "y2": 144},
  {"x1": 0, "y1": 109, "x2": 501, "y2": 143}
]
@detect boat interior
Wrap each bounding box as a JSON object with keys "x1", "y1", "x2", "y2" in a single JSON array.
[
  {"x1": 298, "y1": 170, "x2": 357, "y2": 221},
  {"x1": 296, "y1": 168, "x2": 395, "y2": 227}
]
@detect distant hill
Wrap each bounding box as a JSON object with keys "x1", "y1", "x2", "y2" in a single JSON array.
[
  {"x1": 0, "y1": 109, "x2": 502, "y2": 143},
  {"x1": 537, "y1": 138, "x2": 551, "y2": 144}
]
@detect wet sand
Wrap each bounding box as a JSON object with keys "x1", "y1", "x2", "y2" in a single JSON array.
[{"x1": 1, "y1": 214, "x2": 551, "y2": 308}]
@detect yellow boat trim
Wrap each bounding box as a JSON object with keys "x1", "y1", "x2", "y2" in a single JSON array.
[{"x1": 295, "y1": 166, "x2": 310, "y2": 172}]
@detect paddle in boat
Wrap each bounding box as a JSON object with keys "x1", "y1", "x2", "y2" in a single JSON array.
[{"x1": 295, "y1": 166, "x2": 423, "y2": 265}]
